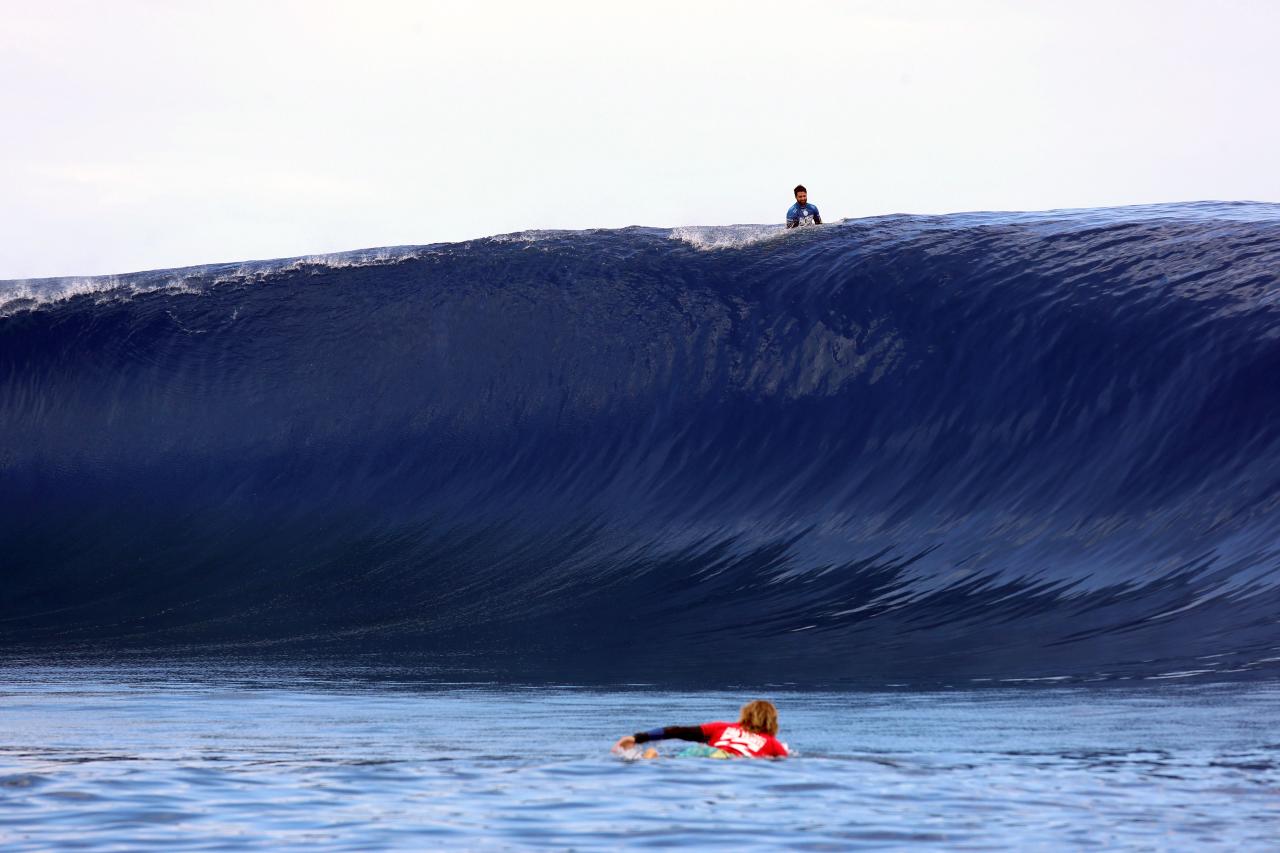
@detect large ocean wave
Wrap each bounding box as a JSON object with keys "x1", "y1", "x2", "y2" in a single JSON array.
[{"x1": 4, "y1": 202, "x2": 1280, "y2": 684}]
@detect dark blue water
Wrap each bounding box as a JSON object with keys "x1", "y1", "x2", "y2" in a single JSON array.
[
  {"x1": 4, "y1": 204, "x2": 1280, "y2": 847},
  {"x1": 2, "y1": 664, "x2": 1279, "y2": 850},
  {"x1": 4, "y1": 203, "x2": 1280, "y2": 682}
]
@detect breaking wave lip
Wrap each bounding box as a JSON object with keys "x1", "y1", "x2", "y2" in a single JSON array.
[
  {"x1": 668, "y1": 224, "x2": 789, "y2": 250},
  {"x1": 0, "y1": 222, "x2": 796, "y2": 313},
  {"x1": 6, "y1": 199, "x2": 1272, "y2": 310},
  {"x1": 3, "y1": 201, "x2": 1280, "y2": 684},
  {"x1": 0, "y1": 244, "x2": 435, "y2": 315},
  {"x1": 0, "y1": 221, "x2": 790, "y2": 313}
]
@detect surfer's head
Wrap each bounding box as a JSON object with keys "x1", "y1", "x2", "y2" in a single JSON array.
[
  {"x1": 738, "y1": 699, "x2": 780, "y2": 735},
  {"x1": 793, "y1": 185, "x2": 808, "y2": 205}
]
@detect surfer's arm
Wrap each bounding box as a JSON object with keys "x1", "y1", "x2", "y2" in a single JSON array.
[
  {"x1": 636, "y1": 726, "x2": 707, "y2": 743},
  {"x1": 786, "y1": 220, "x2": 798, "y2": 229},
  {"x1": 613, "y1": 726, "x2": 708, "y2": 751},
  {"x1": 813, "y1": 214, "x2": 822, "y2": 225}
]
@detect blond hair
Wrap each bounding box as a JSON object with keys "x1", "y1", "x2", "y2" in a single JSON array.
[{"x1": 737, "y1": 699, "x2": 779, "y2": 735}]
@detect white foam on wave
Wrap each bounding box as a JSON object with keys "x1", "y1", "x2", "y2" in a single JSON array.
[
  {"x1": 0, "y1": 274, "x2": 206, "y2": 316},
  {"x1": 487, "y1": 229, "x2": 567, "y2": 244},
  {"x1": 283, "y1": 245, "x2": 427, "y2": 270},
  {"x1": 0, "y1": 245, "x2": 433, "y2": 315},
  {"x1": 669, "y1": 224, "x2": 788, "y2": 250}
]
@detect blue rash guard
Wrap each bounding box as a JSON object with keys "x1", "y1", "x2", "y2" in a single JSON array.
[{"x1": 786, "y1": 202, "x2": 821, "y2": 228}]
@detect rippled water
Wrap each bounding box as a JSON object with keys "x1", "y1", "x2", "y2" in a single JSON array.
[{"x1": 1, "y1": 664, "x2": 1278, "y2": 849}]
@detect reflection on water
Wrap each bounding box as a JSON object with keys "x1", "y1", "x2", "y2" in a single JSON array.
[{"x1": 0, "y1": 663, "x2": 1278, "y2": 850}]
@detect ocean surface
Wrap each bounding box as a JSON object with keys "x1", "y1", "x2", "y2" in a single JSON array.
[
  {"x1": 3, "y1": 202, "x2": 1280, "y2": 846},
  {"x1": 2, "y1": 664, "x2": 1279, "y2": 850}
]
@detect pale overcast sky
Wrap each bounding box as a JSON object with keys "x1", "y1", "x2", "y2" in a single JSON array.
[{"x1": 3, "y1": 0, "x2": 1278, "y2": 278}]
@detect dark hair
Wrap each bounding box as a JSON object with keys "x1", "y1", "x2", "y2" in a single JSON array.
[{"x1": 793, "y1": 185, "x2": 807, "y2": 196}]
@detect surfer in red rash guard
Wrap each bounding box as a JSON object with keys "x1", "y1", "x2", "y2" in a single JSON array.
[{"x1": 612, "y1": 700, "x2": 790, "y2": 758}]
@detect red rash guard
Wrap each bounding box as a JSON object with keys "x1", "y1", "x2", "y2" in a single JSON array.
[
  {"x1": 633, "y1": 722, "x2": 790, "y2": 758},
  {"x1": 700, "y1": 721, "x2": 790, "y2": 758}
]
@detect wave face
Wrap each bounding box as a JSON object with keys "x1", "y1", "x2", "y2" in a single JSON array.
[{"x1": 4, "y1": 202, "x2": 1280, "y2": 684}]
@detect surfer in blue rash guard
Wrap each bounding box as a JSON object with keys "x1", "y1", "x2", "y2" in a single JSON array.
[{"x1": 786, "y1": 185, "x2": 822, "y2": 228}]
